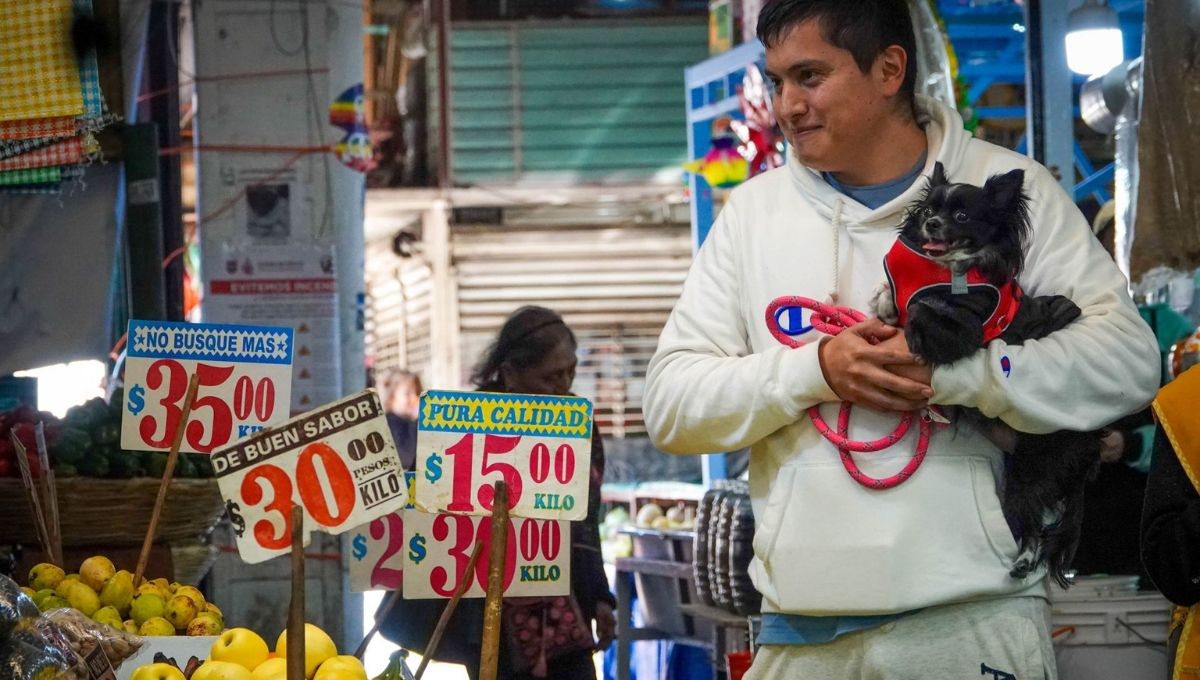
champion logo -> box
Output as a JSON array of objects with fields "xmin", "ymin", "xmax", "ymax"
[
  {"xmin": 772, "ymin": 304, "xmax": 813, "ymax": 337},
  {"xmin": 1000, "ymin": 355, "xmax": 1012, "ymax": 378}
]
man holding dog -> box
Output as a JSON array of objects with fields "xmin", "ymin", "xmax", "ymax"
[{"xmin": 643, "ymin": 0, "xmax": 1158, "ymax": 676}]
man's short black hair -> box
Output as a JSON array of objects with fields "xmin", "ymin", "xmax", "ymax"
[{"xmin": 757, "ymin": 0, "xmax": 918, "ymax": 117}]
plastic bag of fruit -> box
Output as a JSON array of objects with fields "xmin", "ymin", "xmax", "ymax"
[
  {"xmin": 0, "ymin": 575, "xmax": 40, "ymax": 638},
  {"xmin": 0, "ymin": 623, "xmax": 77, "ymax": 680},
  {"xmin": 41, "ymin": 607, "xmax": 144, "ymax": 678}
]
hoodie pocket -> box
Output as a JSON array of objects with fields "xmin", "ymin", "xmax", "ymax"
[{"xmin": 755, "ymin": 455, "xmax": 1026, "ymax": 614}]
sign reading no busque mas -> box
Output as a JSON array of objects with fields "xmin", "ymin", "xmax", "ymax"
[{"xmin": 414, "ymin": 390, "xmax": 593, "ymax": 522}]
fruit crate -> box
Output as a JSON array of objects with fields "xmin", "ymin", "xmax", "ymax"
[{"xmin": 0, "ymin": 477, "xmax": 225, "ymax": 547}]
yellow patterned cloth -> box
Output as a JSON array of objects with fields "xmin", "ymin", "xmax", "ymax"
[{"xmin": 0, "ymin": 0, "xmax": 83, "ymax": 121}]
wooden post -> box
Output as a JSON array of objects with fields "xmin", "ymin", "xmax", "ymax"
[
  {"xmin": 478, "ymin": 481, "xmax": 509, "ymax": 680},
  {"xmin": 287, "ymin": 505, "xmax": 306, "ymax": 680},
  {"xmin": 412, "ymin": 540, "xmax": 486, "ymax": 680},
  {"xmin": 134, "ymin": 372, "xmax": 200, "ymax": 586}
]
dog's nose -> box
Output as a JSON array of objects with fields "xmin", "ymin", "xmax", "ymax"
[{"xmin": 921, "ymin": 217, "xmax": 945, "ymax": 239}]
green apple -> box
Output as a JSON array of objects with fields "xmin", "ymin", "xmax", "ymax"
[
  {"xmin": 130, "ymin": 593, "xmax": 166, "ymax": 626},
  {"xmin": 211, "ymin": 627, "xmax": 270, "ymax": 671},
  {"xmin": 93, "ymin": 605, "xmax": 123, "ymax": 630},
  {"xmin": 38, "ymin": 595, "xmax": 69, "ymax": 612}
]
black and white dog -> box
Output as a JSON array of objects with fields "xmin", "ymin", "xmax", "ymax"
[{"xmin": 872, "ymin": 162, "xmax": 1100, "ymax": 586}]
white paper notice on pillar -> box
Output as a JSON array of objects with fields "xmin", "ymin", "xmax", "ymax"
[
  {"xmin": 413, "ymin": 391, "xmax": 594, "ymax": 522},
  {"xmin": 204, "ymin": 244, "xmax": 341, "ymax": 415},
  {"xmin": 211, "ymin": 390, "xmax": 408, "ymax": 564},
  {"xmin": 402, "ymin": 511, "xmax": 571, "ymax": 599},
  {"xmin": 347, "ymin": 472, "xmax": 415, "ymax": 593},
  {"xmin": 121, "ymin": 320, "xmax": 294, "ymax": 454}
]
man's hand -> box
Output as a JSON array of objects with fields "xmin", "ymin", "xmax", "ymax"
[
  {"xmin": 818, "ymin": 319, "xmax": 933, "ymax": 413},
  {"xmin": 1099, "ymin": 429, "xmax": 1125, "ymax": 464},
  {"xmin": 594, "ymin": 601, "xmax": 616, "ymax": 650}
]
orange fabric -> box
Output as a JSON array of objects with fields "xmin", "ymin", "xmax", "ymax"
[{"xmin": 1153, "ymin": 366, "xmax": 1200, "ymax": 680}]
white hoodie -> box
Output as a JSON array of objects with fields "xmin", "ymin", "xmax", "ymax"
[{"xmin": 645, "ymin": 97, "xmax": 1159, "ymax": 616}]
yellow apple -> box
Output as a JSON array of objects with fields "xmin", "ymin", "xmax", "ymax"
[
  {"xmin": 99, "ymin": 570, "xmax": 135, "ymax": 616},
  {"xmin": 174, "ymin": 585, "xmax": 207, "ymax": 610},
  {"xmin": 28, "ymin": 563, "xmax": 66, "ymax": 591},
  {"xmin": 187, "ymin": 612, "xmax": 224, "ymax": 636},
  {"xmin": 275, "ymin": 624, "xmax": 338, "ymax": 678},
  {"xmin": 54, "ymin": 574, "xmax": 81, "ymax": 598},
  {"xmin": 313, "ymin": 656, "xmax": 367, "ymax": 680},
  {"xmin": 130, "ymin": 662, "xmax": 187, "ymax": 680},
  {"xmin": 64, "ymin": 581, "xmax": 101, "ymax": 617},
  {"xmin": 211, "ymin": 628, "xmax": 270, "ymax": 671},
  {"xmin": 79, "ymin": 556, "xmax": 116, "ymax": 591},
  {"xmin": 251, "ymin": 658, "xmax": 287, "ymax": 680},
  {"xmin": 165, "ymin": 594, "xmax": 200, "ymax": 630},
  {"xmin": 139, "ymin": 616, "xmax": 176, "ymax": 636},
  {"xmin": 191, "ymin": 661, "xmax": 254, "ymax": 680}
]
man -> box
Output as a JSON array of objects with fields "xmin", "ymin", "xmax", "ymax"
[{"xmin": 644, "ymin": 0, "xmax": 1159, "ymax": 676}]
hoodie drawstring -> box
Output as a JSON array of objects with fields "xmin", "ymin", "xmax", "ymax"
[{"xmin": 830, "ymin": 199, "xmax": 844, "ymax": 302}]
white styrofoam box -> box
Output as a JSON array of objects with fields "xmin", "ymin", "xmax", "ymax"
[
  {"xmin": 115, "ymin": 636, "xmax": 219, "ymax": 680},
  {"xmin": 1050, "ymin": 592, "xmax": 1172, "ymax": 646}
]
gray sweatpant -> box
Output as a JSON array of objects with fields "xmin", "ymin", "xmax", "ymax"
[{"xmin": 744, "ymin": 597, "xmax": 1057, "ymax": 680}]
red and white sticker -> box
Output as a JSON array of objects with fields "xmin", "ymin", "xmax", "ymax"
[
  {"xmin": 402, "ymin": 510, "xmax": 570, "ymax": 599},
  {"xmin": 348, "ymin": 473, "xmax": 415, "ymax": 592},
  {"xmin": 122, "ymin": 320, "xmax": 293, "ymax": 453},
  {"xmin": 211, "ymin": 390, "xmax": 407, "ymax": 564}
]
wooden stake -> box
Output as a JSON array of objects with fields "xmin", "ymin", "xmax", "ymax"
[
  {"xmin": 34, "ymin": 422, "xmax": 61, "ymax": 567},
  {"xmin": 134, "ymin": 372, "xmax": 200, "ymax": 586},
  {"xmin": 478, "ymin": 481, "xmax": 509, "ymax": 680},
  {"xmin": 287, "ymin": 504, "xmax": 306, "ymax": 680},
  {"xmin": 411, "ymin": 540, "xmax": 486, "ymax": 679},
  {"xmin": 9, "ymin": 432, "xmax": 54, "ymax": 565}
]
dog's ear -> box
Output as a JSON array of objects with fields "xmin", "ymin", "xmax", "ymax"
[
  {"xmin": 930, "ymin": 162, "xmax": 948, "ymax": 187},
  {"xmin": 984, "ymin": 169, "xmax": 1026, "ymax": 211}
]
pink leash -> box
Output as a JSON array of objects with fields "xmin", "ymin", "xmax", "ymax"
[{"xmin": 766, "ymin": 296, "xmax": 942, "ymax": 490}]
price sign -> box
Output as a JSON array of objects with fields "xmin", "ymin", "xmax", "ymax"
[
  {"xmin": 414, "ymin": 391, "xmax": 592, "ymax": 521},
  {"xmin": 402, "ymin": 510, "xmax": 570, "ymax": 599},
  {"xmin": 212, "ymin": 390, "xmax": 407, "ymax": 564},
  {"xmin": 348, "ymin": 472, "xmax": 415, "ymax": 592},
  {"xmin": 122, "ymin": 320, "xmax": 294, "ymax": 453}
]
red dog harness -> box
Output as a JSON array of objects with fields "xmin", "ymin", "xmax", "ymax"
[{"xmin": 882, "ymin": 237, "xmax": 1023, "ymax": 343}]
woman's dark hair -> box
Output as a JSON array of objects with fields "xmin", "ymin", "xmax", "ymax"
[
  {"xmin": 757, "ymin": 0, "xmax": 918, "ymax": 118},
  {"xmin": 471, "ymin": 306, "xmax": 577, "ymax": 391}
]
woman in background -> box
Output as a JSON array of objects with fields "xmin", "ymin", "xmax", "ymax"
[
  {"xmin": 377, "ymin": 368, "xmax": 422, "ymax": 470},
  {"xmin": 379, "ymin": 306, "xmax": 615, "ymax": 679}
]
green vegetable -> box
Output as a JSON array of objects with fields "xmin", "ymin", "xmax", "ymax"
[
  {"xmin": 105, "ymin": 449, "xmax": 140, "ymax": 478},
  {"xmin": 76, "ymin": 453, "xmax": 110, "ymax": 478},
  {"xmin": 50, "ymin": 428, "xmax": 90, "ymax": 465}
]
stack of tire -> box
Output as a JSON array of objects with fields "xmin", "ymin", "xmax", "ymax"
[{"xmin": 693, "ymin": 480, "xmax": 760, "ymax": 616}]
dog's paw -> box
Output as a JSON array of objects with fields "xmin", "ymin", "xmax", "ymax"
[
  {"xmin": 871, "ymin": 281, "xmax": 900, "ymax": 325},
  {"xmin": 1009, "ymin": 555, "xmax": 1036, "ymax": 580}
]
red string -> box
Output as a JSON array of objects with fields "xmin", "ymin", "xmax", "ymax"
[
  {"xmin": 108, "ymin": 332, "xmax": 127, "ymax": 362},
  {"xmin": 765, "ymin": 295, "xmax": 943, "ymax": 490},
  {"xmin": 137, "ymin": 67, "xmax": 332, "ymax": 103},
  {"xmin": 160, "ymin": 143, "xmax": 333, "ymax": 156}
]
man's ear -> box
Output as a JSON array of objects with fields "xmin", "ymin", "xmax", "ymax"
[
  {"xmin": 877, "ymin": 44, "xmax": 908, "ymax": 98},
  {"xmin": 984, "ymin": 169, "xmax": 1026, "ymax": 211}
]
